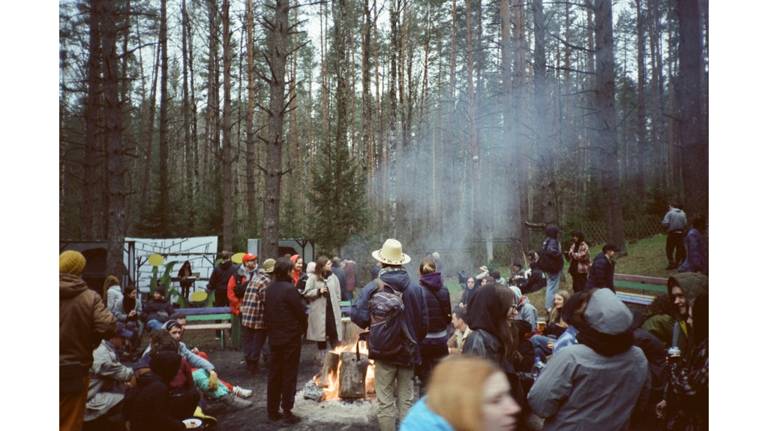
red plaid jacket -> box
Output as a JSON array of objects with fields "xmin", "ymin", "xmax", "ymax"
[{"xmin": 240, "ymin": 272, "xmax": 270, "ymax": 329}]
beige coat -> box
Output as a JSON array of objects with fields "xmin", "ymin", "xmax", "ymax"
[{"xmin": 303, "ymin": 273, "xmax": 343, "ymax": 343}]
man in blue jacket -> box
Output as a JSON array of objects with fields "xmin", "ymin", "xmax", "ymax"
[
  {"xmin": 587, "ymin": 244, "xmax": 618, "ymax": 292},
  {"xmin": 351, "ymin": 239, "xmax": 428, "ymax": 431}
]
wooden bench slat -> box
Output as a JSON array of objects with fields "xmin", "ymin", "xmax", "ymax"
[
  {"xmin": 614, "ymin": 273, "xmax": 667, "ymax": 284},
  {"xmin": 186, "ymin": 314, "xmax": 232, "ymax": 321},
  {"xmin": 185, "ymin": 323, "xmax": 232, "ymax": 330},
  {"xmin": 176, "ymin": 307, "xmax": 231, "ymax": 316},
  {"xmin": 614, "ymin": 280, "xmax": 667, "ymax": 293}
]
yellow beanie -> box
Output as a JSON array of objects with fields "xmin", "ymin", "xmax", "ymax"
[{"xmin": 60, "ymin": 250, "xmax": 87, "ymax": 275}]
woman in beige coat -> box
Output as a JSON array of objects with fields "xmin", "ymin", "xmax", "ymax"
[{"xmin": 303, "ymin": 256, "xmax": 343, "ymax": 358}]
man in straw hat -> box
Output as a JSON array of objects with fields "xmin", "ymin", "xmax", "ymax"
[
  {"xmin": 60, "ymin": 250, "xmax": 117, "ymax": 431},
  {"xmin": 351, "ymin": 239, "xmax": 428, "ymax": 431}
]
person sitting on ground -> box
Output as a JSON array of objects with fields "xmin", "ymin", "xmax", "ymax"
[
  {"xmin": 587, "ymin": 243, "xmax": 618, "ymax": 291},
  {"xmin": 657, "ymin": 293, "xmax": 708, "ymax": 430},
  {"xmin": 490, "ymin": 270, "xmax": 507, "ymax": 287},
  {"xmin": 400, "ymin": 356, "xmax": 522, "ymax": 431},
  {"xmin": 513, "ymin": 320, "xmax": 536, "ymax": 375},
  {"xmin": 509, "ymin": 262, "xmax": 527, "ymax": 288},
  {"xmin": 103, "ymin": 275, "xmax": 123, "ymax": 313},
  {"xmin": 552, "ymin": 290, "xmax": 590, "ymax": 354},
  {"xmin": 530, "ymin": 290, "xmax": 571, "ymax": 360},
  {"xmin": 520, "ymin": 251, "xmax": 547, "ymax": 295},
  {"xmin": 510, "ymin": 285, "xmax": 538, "ymax": 334},
  {"xmin": 142, "ymin": 286, "xmax": 175, "ymax": 331},
  {"xmin": 265, "ymin": 257, "xmax": 309, "ymax": 424},
  {"xmin": 664, "ymin": 273, "xmax": 708, "ymax": 358},
  {"xmin": 629, "ymin": 309, "xmax": 668, "ymax": 430},
  {"xmin": 640, "ymin": 294, "xmax": 678, "ymax": 348},
  {"xmin": 350, "ymin": 239, "xmax": 428, "ymax": 431},
  {"xmin": 240, "ymin": 258, "xmax": 275, "ymax": 375},
  {"xmin": 462, "ymin": 284, "xmax": 528, "ymax": 416},
  {"xmin": 475, "ymin": 265, "xmax": 490, "ymax": 281},
  {"xmin": 60, "ymin": 250, "xmax": 117, "ymax": 431},
  {"xmin": 528, "ymin": 288, "xmax": 651, "ymax": 431},
  {"xmin": 416, "ymin": 256, "xmax": 452, "ymax": 391},
  {"xmin": 678, "ymin": 215, "xmax": 708, "ymax": 274},
  {"xmin": 83, "ymin": 323, "xmax": 136, "ymax": 431},
  {"xmin": 111, "ymin": 283, "xmax": 143, "ymax": 356},
  {"xmin": 124, "ymin": 349, "xmax": 186, "ymax": 431},
  {"xmin": 447, "ymin": 306, "xmax": 472, "ymax": 355}
]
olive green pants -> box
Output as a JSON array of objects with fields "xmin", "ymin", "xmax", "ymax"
[{"xmin": 374, "ymin": 360, "xmax": 415, "ymax": 431}]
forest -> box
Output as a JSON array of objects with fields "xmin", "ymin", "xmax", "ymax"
[{"xmin": 58, "ymin": 0, "xmax": 709, "ymax": 274}]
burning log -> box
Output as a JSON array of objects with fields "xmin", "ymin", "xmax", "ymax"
[
  {"xmin": 339, "ymin": 351, "xmax": 369, "ymax": 399},
  {"xmin": 318, "ymin": 350, "xmax": 340, "ymax": 388},
  {"xmin": 341, "ymin": 317, "xmax": 362, "ymax": 344}
]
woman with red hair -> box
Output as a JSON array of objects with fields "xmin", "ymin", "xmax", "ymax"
[{"xmin": 290, "ymin": 255, "xmax": 304, "ymax": 287}]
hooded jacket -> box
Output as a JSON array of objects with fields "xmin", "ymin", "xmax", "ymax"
[
  {"xmin": 666, "ymin": 273, "xmax": 708, "ymax": 355},
  {"xmin": 124, "ymin": 371, "xmax": 185, "ymax": 431},
  {"xmin": 208, "ymin": 260, "xmax": 238, "ymax": 294},
  {"xmin": 678, "ymin": 228, "xmax": 708, "ymax": 273},
  {"xmin": 351, "ymin": 267, "xmax": 428, "ymax": 366},
  {"xmin": 400, "ymin": 397, "xmax": 454, "ymax": 431},
  {"xmin": 528, "ymin": 289, "xmax": 650, "ymax": 431},
  {"xmin": 539, "ymin": 226, "xmax": 564, "ymax": 274},
  {"xmin": 60, "ymin": 273, "xmax": 117, "ymax": 374},
  {"xmin": 587, "ymin": 252, "xmax": 615, "ymax": 291},
  {"xmin": 420, "ymin": 272, "xmax": 451, "ymax": 335},
  {"xmin": 86, "ymin": 340, "xmax": 134, "ymax": 421}
]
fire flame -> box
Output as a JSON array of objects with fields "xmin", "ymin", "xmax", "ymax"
[{"xmin": 313, "ymin": 340, "xmax": 376, "ymax": 401}]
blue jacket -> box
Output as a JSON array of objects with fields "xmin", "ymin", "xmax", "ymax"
[
  {"xmin": 400, "ymin": 397, "xmax": 454, "ymax": 431},
  {"xmin": 587, "ymin": 252, "xmax": 615, "ymax": 291},
  {"xmin": 351, "ymin": 267, "xmax": 428, "ymax": 366},
  {"xmin": 678, "ymin": 228, "xmax": 707, "ymax": 273}
]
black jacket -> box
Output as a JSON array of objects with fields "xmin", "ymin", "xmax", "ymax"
[
  {"xmin": 142, "ymin": 299, "xmax": 175, "ymax": 323},
  {"xmin": 331, "ymin": 266, "xmax": 348, "ymax": 300},
  {"xmin": 587, "ymin": 252, "xmax": 615, "ymax": 291},
  {"xmin": 208, "ymin": 261, "xmax": 238, "ymax": 293},
  {"xmin": 124, "ymin": 372, "xmax": 185, "ymax": 431},
  {"xmin": 419, "ymin": 272, "xmax": 451, "ymax": 334},
  {"xmin": 264, "ymin": 280, "xmax": 308, "ymax": 347}
]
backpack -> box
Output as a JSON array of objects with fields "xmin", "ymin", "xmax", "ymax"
[{"xmin": 367, "ymin": 280, "xmax": 416, "ymax": 361}]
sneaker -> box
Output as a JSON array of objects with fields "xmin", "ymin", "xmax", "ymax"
[
  {"xmin": 283, "ymin": 411, "xmax": 301, "ymax": 424},
  {"xmin": 268, "ymin": 412, "xmax": 284, "ymax": 422},
  {"xmin": 232, "ymin": 386, "xmax": 253, "ymax": 398},
  {"xmin": 222, "ymin": 393, "xmax": 253, "ymax": 410}
]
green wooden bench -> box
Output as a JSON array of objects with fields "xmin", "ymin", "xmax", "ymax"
[
  {"xmin": 614, "ymin": 273, "xmax": 667, "ymax": 306},
  {"xmin": 177, "ymin": 306, "xmax": 240, "ymax": 350}
]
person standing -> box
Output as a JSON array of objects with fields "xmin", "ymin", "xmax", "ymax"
[
  {"xmin": 208, "ymin": 251, "xmax": 238, "ymax": 307},
  {"xmin": 240, "ymin": 258, "xmax": 275, "ymax": 375},
  {"xmin": 303, "ymin": 256, "xmax": 343, "ymax": 361},
  {"xmin": 528, "ymin": 288, "xmax": 651, "ymax": 431},
  {"xmin": 678, "ymin": 216, "xmax": 708, "ymax": 274},
  {"xmin": 60, "ymin": 250, "xmax": 117, "ymax": 431},
  {"xmin": 416, "ymin": 256, "xmax": 451, "ymax": 391},
  {"xmin": 289, "ymin": 254, "xmax": 304, "ymax": 287},
  {"xmin": 227, "ymin": 253, "xmax": 259, "ymax": 340},
  {"xmin": 177, "ymin": 261, "xmax": 194, "ymax": 303},
  {"xmin": 350, "ymin": 239, "xmax": 428, "ymax": 431},
  {"xmin": 331, "ymin": 257, "xmax": 349, "ymax": 301},
  {"xmin": 662, "ymin": 203, "xmax": 688, "ymax": 269},
  {"xmin": 587, "ymin": 244, "xmax": 618, "ymax": 292},
  {"xmin": 567, "ymin": 231, "xmax": 590, "ymax": 292},
  {"xmin": 539, "ymin": 225, "xmax": 565, "ymax": 312},
  {"xmin": 264, "ymin": 258, "xmax": 308, "ymax": 424}
]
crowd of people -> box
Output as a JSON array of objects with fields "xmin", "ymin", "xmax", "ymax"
[{"xmin": 61, "ymin": 215, "xmax": 708, "ymax": 431}]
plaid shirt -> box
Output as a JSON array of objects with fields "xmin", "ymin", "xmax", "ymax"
[{"xmin": 240, "ymin": 272, "xmax": 270, "ymax": 329}]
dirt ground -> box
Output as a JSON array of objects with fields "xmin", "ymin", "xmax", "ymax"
[{"xmin": 182, "ymin": 331, "xmax": 379, "ymax": 431}]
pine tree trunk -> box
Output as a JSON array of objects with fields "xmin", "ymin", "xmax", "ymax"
[
  {"xmin": 99, "ymin": 0, "xmax": 127, "ymax": 275},
  {"xmin": 158, "ymin": 0, "xmax": 170, "ymax": 233},
  {"xmin": 363, "ymin": 0, "xmax": 373, "ymax": 196},
  {"xmin": 594, "ymin": 0, "xmax": 626, "ymax": 251},
  {"xmin": 182, "ymin": 0, "xmax": 199, "ymax": 225},
  {"xmin": 387, "ymin": 0, "xmax": 399, "ymax": 235},
  {"xmin": 676, "ymin": 0, "xmax": 707, "ymax": 216},
  {"xmin": 221, "ymin": 0, "xmax": 233, "ymax": 250},
  {"xmin": 635, "ymin": 0, "xmax": 647, "ymax": 199},
  {"xmin": 246, "ymin": 0, "xmax": 257, "ymax": 225},
  {"xmin": 84, "ymin": 0, "xmax": 103, "ymax": 240},
  {"xmin": 512, "ymin": 0, "xmax": 529, "ymax": 250},
  {"xmin": 465, "ymin": 0, "xmax": 479, "ymax": 230},
  {"xmin": 181, "ymin": 0, "xmax": 192, "ymax": 217},
  {"xmin": 261, "ymin": 0, "xmax": 290, "ymax": 259}
]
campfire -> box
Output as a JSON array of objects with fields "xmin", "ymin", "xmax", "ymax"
[{"xmin": 303, "ymin": 320, "xmax": 376, "ymax": 402}]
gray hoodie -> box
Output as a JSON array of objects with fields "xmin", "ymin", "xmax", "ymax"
[
  {"xmin": 662, "ymin": 207, "xmax": 688, "ymax": 232},
  {"xmin": 528, "ymin": 289, "xmax": 650, "ymax": 431}
]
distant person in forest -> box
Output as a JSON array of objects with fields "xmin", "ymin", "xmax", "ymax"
[
  {"xmin": 587, "ymin": 244, "xmax": 618, "ymax": 292},
  {"xmin": 447, "ymin": 306, "xmax": 472, "ymax": 354},
  {"xmin": 520, "ymin": 251, "xmax": 548, "ymax": 294},
  {"xmin": 264, "ymin": 258, "xmax": 308, "ymax": 424},
  {"xmin": 208, "ymin": 251, "xmax": 238, "ymax": 307},
  {"xmin": 416, "ymin": 256, "xmax": 451, "ymax": 391},
  {"xmin": 177, "ymin": 260, "xmax": 194, "ymax": 303},
  {"xmin": 103, "ymin": 275, "xmax": 123, "ymax": 312},
  {"xmin": 60, "ymin": 250, "xmax": 117, "ymax": 431},
  {"xmin": 289, "ymin": 254, "xmax": 304, "ymax": 287},
  {"xmin": 678, "ymin": 216, "xmax": 708, "ymax": 274},
  {"xmin": 662, "ymin": 203, "xmax": 688, "ymax": 269},
  {"xmin": 567, "ymin": 231, "xmax": 591, "ymax": 292},
  {"xmin": 539, "ymin": 225, "xmax": 565, "ymax": 311},
  {"xmin": 227, "ymin": 253, "xmax": 259, "ymax": 337},
  {"xmin": 331, "ymin": 257, "xmax": 349, "ymax": 301},
  {"xmin": 459, "ymin": 276, "xmax": 477, "ymax": 310},
  {"xmin": 241, "ymin": 258, "xmax": 275, "ymax": 375}
]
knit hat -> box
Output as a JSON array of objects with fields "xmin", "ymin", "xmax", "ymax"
[
  {"xmin": 60, "ymin": 250, "xmax": 87, "ymax": 275},
  {"xmin": 261, "ymin": 258, "xmax": 276, "ymax": 274},
  {"xmin": 290, "ymin": 254, "xmax": 299, "ymax": 264}
]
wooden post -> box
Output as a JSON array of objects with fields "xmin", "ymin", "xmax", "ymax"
[
  {"xmin": 318, "ymin": 351, "xmax": 340, "ymax": 388},
  {"xmin": 341, "ymin": 317, "xmax": 362, "ymax": 344},
  {"xmin": 339, "ymin": 351, "xmax": 369, "ymax": 399}
]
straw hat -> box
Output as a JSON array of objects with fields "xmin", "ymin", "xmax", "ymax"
[
  {"xmin": 371, "ymin": 239, "xmax": 411, "ymax": 266},
  {"xmin": 261, "ymin": 258, "xmax": 276, "ymax": 274}
]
